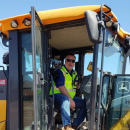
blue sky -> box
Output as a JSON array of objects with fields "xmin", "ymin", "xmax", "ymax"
[{"xmin": 0, "ymin": 0, "xmax": 130, "ymax": 70}]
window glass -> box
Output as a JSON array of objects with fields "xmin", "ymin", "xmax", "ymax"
[
  {"xmin": 107, "ymin": 75, "xmax": 130, "ymax": 129},
  {"xmin": 102, "ymin": 75, "xmax": 110, "ymax": 107},
  {"xmin": 84, "ymin": 53, "xmax": 93, "ymax": 76},
  {"xmin": 0, "ymin": 38, "xmax": 8, "ymax": 70},
  {"xmin": 125, "ymin": 57, "xmax": 130, "ymax": 74},
  {"xmin": 21, "ymin": 32, "xmax": 34, "ymax": 130},
  {"xmin": 98, "ymin": 30, "xmax": 125, "ymax": 75},
  {"xmin": 98, "ymin": 30, "xmax": 128, "ymax": 129},
  {"xmin": 75, "ymin": 54, "xmax": 79, "ymax": 62}
]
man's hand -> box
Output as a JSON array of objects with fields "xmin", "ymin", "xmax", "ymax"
[
  {"xmin": 58, "ymin": 86, "xmax": 76, "ymax": 110},
  {"xmin": 69, "ymin": 98, "xmax": 75, "ymax": 110},
  {"xmin": 77, "ymin": 84, "xmax": 80, "ymax": 89}
]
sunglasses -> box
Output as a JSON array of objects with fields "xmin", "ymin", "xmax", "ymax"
[{"xmin": 66, "ymin": 59, "xmax": 75, "ymax": 63}]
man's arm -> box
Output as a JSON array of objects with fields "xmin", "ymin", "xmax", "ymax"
[
  {"xmin": 58, "ymin": 85, "xmax": 75, "ymax": 110},
  {"xmin": 54, "ymin": 69, "xmax": 75, "ymax": 109}
]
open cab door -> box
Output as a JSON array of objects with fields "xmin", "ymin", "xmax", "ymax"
[{"xmin": 31, "ymin": 7, "xmax": 49, "ymax": 130}]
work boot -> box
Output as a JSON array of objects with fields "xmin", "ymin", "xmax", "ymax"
[
  {"xmin": 64, "ymin": 125, "xmax": 75, "ymax": 130},
  {"xmin": 71, "ymin": 126, "xmax": 78, "ymax": 129}
]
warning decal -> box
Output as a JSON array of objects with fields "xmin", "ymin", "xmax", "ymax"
[{"xmin": 0, "ymin": 79, "xmax": 7, "ymax": 86}]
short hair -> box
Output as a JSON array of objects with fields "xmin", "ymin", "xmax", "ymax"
[{"xmin": 65, "ymin": 53, "xmax": 76, "ymax": 59}]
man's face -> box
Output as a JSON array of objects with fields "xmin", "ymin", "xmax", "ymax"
[{"xmin": 65, "ymin": 55, "xmax": 75, "ymax": 72}]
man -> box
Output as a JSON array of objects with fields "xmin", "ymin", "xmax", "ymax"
[{"xmin": 50, "ymin": 53, "xmax": 86, "ymax": 130}]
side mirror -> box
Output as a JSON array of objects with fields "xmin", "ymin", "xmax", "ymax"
[
  {"xmin": 0, "ymin": 32, "xmax": 9, "ymax": 47},
  {"xmin": 85, "ymin": 10, "xmax": 103, "ymax": 43},
  {"xmin": 125, "ymin": 36, "xmax": 130, "ymax": 47},
  {"xmin": 112, "ymin": 22, "xmax": 120, "ymax": 33},
  {"xmin": 3, "ymin": 52, "xmax": 9, "ymax": 65}
]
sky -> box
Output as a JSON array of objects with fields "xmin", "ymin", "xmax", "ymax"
[{"xmin": 0, "ymin": 0, "xmax": 130, "ymax": 70}]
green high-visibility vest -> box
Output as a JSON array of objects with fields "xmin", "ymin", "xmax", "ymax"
[{"xmin": 50, "ymin": 66, "xmax": 78, "ymax": 98}]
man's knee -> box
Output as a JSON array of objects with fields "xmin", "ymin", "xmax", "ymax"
[
  {"xmin": 61, "ymin": 95, "xmax": 70, "ymax": 107},
  {"xmin": 82, "ymin": 99, "xmax": 86, "ymax": 108}
]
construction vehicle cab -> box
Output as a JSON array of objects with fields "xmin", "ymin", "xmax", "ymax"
[{"xmin": 0, "ymin": 5, "xmax": 130, "ymax": 130}]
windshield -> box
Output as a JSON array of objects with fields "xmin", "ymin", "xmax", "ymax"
[
  {"xmin": 97, "ymin": 30, "xmax": 128, "ymax": 129},
  {"xmin": 97, "ymin": 30, "xmax": 125, "ymax": 75},
  {"xmin": 106, "ymin": 75, "xmax": 130, "ymax": 129}
]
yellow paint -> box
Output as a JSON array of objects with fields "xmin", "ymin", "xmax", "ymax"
[
  {"xmin": 87, "ymin": 61, "xmax": 93, "ymax": 72},
  {"xmin": 0, "ymin": 121, "xmax": 6, "ymax": 130},
  {"xmin": 0, "ymin": 5, "xmax": 122, "ymax": 37},
  {"xmin": 110, "ymin": 111, "xmax": 130, "ymax": 130},
  {"xmin": 0, "ymin": 5, "xmax": 129, "ymax": 40},
  {"xmin": 0, "ymin": 100, "xmax": 6, "ymax": 122}
]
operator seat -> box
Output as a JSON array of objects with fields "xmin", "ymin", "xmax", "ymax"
[{"xmin": 80, "ymin": 74, "xmax": 92, "ymax": 108}]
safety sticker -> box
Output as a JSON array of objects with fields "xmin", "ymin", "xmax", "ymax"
[
  {"xmin": 0, "ymin": 79, "xmax": 7, "ymax": 86},
  {"xmin": 117, "ymin": 81, "xmax": 129, "ymax": 93}
]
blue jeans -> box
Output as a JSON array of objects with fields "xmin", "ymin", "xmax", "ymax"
[{"xmin": 54, "ymin": 94, "xmax": 86, "ymax": 127}]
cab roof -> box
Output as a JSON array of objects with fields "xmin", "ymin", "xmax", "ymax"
[{"xmin": 0, "ymin": 5, "xmax": 130, "ymax": 50}]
